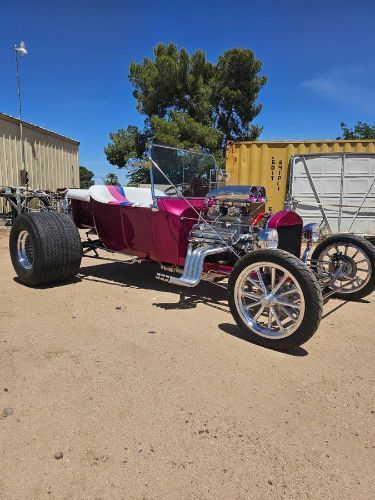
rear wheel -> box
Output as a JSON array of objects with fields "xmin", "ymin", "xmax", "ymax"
[
  {"xmin": 9, "ymin": 212, "xmax": 82, "ymax": 286},
  {"xmin": 228, "ymin": 249, "xmax": 323, "ymax": 350},
  {"xmin": 311, "ymin": 234, "xmax": 375, "ymax": 301}
]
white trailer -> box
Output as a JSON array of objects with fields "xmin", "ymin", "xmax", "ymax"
[{"xmin": 288, "ymin": 153, "xmax": 375, "ymax": 237}]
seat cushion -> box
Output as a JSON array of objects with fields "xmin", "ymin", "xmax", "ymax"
[
  {"xmin": 88, "ymin": 185, "xmax": 166, "ymax": 207},
  {"xmin": 124, "ymin": 186, "xmax": 165, "ymax": 207},
  {"xmin": 107, "ymin": 186, "xmax": 134, "ymax": 206},
  {"xmin": 66, "ymin": 188, "xmax": 90, "ymax": 202},
  {"xmin": 89, "ymin": 185, "xmax": 133, "ymax": 206}
]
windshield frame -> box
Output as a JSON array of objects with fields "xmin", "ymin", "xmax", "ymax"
[{"xmin": 147, "ymin": 144, "xmax": 217, "ymax": 204}]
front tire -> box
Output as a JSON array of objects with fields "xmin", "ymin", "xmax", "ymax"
[
  {"xmin": 311, "ymin": 233, "xmax": 375, "ymax": 301},
  {"xmin": 228, "ymin": 249, "xmax": 323, "ymax": 350},
  {"xmin": 9, "ymin": 212, "xmax": 82, "ymax": 286}
]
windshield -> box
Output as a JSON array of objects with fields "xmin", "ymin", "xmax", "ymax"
[{"xmin": 149, "ymin": 144, "xmax": 217, "ymax": 198}]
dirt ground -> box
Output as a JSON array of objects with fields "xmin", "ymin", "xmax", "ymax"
[{"xmin": 0, "ymin": 227, "xmax": 374, "ymax": 499}]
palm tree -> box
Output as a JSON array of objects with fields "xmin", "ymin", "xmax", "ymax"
[{"xmin": 105, "ymin": 172, "xmax": 120, "ymax": 185}]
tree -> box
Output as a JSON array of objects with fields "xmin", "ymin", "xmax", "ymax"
[
  {"xmin": 105, "ymin": 172, "xmax": 120, "ymax": 185},
  {"xmin": 104, "ymin": 126, "xmax": 149, "ymax": 168},
  {"xmin": 105, "ymin": 43, "xmax": 266, "ymax": 171},
  {"xmin": 337, "ymin": 121, "xmax": 375, "ymax": 140},
  {"xmin": 79, "ymin": 166, "xmax": 94, "ymax": 188},
  {"xmin": 151, "ymin": 112, "xmax": 223, "ymax": 151},
  {"xmin": 212, "ymin": 48, "xmax": 266, "ymax": 143},
  {"xmin": 127, "ymin": 167, "xmax": 150, "ymax": 185}
]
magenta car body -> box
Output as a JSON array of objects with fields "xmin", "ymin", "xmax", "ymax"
[{"xmin": 71, "ymin": 194, "xmax": 302, "ymax": 270}]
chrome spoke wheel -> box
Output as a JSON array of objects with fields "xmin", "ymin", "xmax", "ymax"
[
  {"xmin": 17, "ymin": 230, "xmax": 34, "ymax": 270},
  {"xmin": 316, "ymin": 242, "xmax": 371, "ymax": 294},
  {"xmin": 234, "ymin": 262, "xmax": 305, "ymax": 339}
]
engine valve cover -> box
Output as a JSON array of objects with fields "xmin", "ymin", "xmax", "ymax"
[{"xmin": 190, "ymin": 224, "xmax": 238, "ymax": 243}]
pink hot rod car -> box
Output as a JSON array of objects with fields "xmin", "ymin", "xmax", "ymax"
[{"xmin": 9, "ymin": 145, "xmax": 375, "ymax": 350}]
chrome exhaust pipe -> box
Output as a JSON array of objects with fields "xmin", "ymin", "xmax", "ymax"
[
  {"xmin": 156, "ymin": 272, "xmax": 171, "ymax": 283},
  {"xmin": 156, "ymin": 244, "xmax": 229, "ymax": 287}
]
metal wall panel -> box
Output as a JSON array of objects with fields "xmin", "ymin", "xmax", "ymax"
[
  {"xmin": 290, "ymin": 153, "xmax": 375, "ymax": 235},
  {"xmin": 226, "ymin": 140, "xmax": 375, "ymax": 213},
  {"xmin": 0, "ymin": 113, "xmax": 79, "ymax": 213}
]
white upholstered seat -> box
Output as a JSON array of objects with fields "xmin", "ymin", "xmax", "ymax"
[
  {"xmin": 67, "ymin": 185, "xmax": 164, "ymax": 207},
  {"xmin": 66, "ymin": 188, "xmax": 91, "ymax": 202},
  {"xmin": 123, "ymin": 186, "xmax": 164, "ymax": 207}
]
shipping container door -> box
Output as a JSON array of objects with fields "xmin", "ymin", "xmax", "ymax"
[{"xmin": 290, "ymin": 154, "xmax": 375, "ymax": 235}]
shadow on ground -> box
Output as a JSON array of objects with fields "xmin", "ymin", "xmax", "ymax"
[
  {"xmin": 322, "ymin": 297, "xmax": 370, "ymax": 319},
  {"xmin": 79, "ymin": 260, "xmax": 229, "ymax": 313},
  {"xmin": 218, "ymin": 323, "xmax": 309, "ymax": 356},
  {"xmin": 78, "ymin": 259, "xmax": 309, "ymax": 356},
  {"xmin": 13, "ymin": 276, "xmax": 82, "ymax": 289},
  {"xmin": 15, "ymin": 254, "xmax": 363, "ymax": 356}
]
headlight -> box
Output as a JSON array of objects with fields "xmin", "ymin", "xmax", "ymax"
[
  {"xmin": 303, "ymin": 223, "xmax": 320, "ymax": 243},
  {"xmin": 257, "ymin": 228, "xmax": 279, "ymax": 249}
]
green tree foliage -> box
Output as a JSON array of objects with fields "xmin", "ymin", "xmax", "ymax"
[
  {"xmin": 104, "ymin": 126, "xmax": 149, "ymax": 168},
  {"xmin": 151, "ymin": 112, "xmax": 223, "ymax": 150},
  {"xmin": 212, "ymin": 48, "xmax": 266, "ymax": 142},
  {"xmin": 129, "ymin": 45, "xmax": 215, "ymax": 125},
  {"xmin": 126, "ymin": 166, "xmax": 150, "ymax": 185},
  {"xmin": 337, "ymin": 121, "xmax": 375, "ymax": 140},
  {"xmin": 104, "ymin": 43, "xmax": 266, "ymax": 176},
  {"xmin": 105, "ymin": 172, "xmax": 120, "ymax": 185},
  {"xmin": 79, "ymin": 166, "xmax": 94, "ymax": 188}
]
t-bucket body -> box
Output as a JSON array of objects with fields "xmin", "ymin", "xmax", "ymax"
[
  {"xmin": 68, "ymin": 144, "xmax": 303, "ymax": 270},
  {"xmin": 71, "ymin": 194, "xmax": 303, "ymax": 267},
  {"xmin": 72, "ymin": 194, "xmax": 205, "ymax": 264}
]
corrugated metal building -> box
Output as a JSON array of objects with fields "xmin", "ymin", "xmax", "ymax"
[{"xmin": 0, "ymin": 112, "xmax": 79, "ymax": 212}]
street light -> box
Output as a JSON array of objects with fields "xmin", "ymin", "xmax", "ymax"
[{"xmin": 14, "ymin": 41, "xmax": 28, "ymax": 184}]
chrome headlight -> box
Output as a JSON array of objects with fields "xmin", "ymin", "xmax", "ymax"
[
  {"xmin": 257, "ymin": 228, "xmax": 279, "ymax": 249},
  {"xmin": 303, "ymin": 223, "xmax": 320, "ymax": 243}
]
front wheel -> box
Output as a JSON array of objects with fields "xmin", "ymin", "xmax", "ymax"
[
  {"xmin": 228, "ymin": 249, "xmax": 323, "ymax": 351},
  {"xmin": 311, "ymin": 233, "xmax": 375, "ymax": 301}
]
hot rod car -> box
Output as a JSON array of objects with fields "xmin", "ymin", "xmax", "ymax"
[{"xmin": 9, "ymin": 145, "xmax": 375, "ymax": 350}]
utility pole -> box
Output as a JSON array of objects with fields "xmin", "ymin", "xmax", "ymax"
[{"xmin": 14, "ymin": 41, "xmax": 28, "ymax": 185}]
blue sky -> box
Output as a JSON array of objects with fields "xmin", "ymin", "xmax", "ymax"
[{"xmin": 1, "ymin": 0, "xmax": 374, "ymax": 182}]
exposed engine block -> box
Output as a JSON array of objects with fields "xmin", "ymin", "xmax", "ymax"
[{"xmin": 190, "ymin": 185, "xmax": 266, "ymax": 252}]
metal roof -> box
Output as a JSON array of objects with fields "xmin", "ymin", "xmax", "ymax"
[
  {"xmin": 0, "ymin": 112, "xmax": 79, "ymax": 145},
  {"xmin": 227, "ymin": 139, "xmax": 375, "ymax": 145}
]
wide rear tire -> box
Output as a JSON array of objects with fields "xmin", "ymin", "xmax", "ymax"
[
  {"xmin": 9, "ymin": 212, "xmax": 82, "ymax": 286},
  {"xmin": 228, "ymin": 249, "xmax": 323, "ymax": 351}
]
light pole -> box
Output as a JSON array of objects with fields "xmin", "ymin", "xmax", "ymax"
[{"xmin": 14, "ymin": 41, "xmax": 28, "ymax": 184}]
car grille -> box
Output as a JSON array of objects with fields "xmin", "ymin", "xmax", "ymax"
[{"xmin": 277, "ymin": 225, "xmax": 302, "ymax": 257}]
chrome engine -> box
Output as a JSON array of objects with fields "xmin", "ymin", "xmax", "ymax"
[
  {"xmin": 190, "ymin": 185, "xmax": 267, "ymax": 252},
  {"xmin": 157, "ymin": 185, "xmax": 280, "ymax": 288}
]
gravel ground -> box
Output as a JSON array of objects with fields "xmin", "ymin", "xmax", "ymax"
[{"xmin": 0, "ymin": 228, "xmax": 374, "ymax": 499}]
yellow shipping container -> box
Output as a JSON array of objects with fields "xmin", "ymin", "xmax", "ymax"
[{"xmin": 225, "ymin": 140, "xmax": 375, "ymax": 212}]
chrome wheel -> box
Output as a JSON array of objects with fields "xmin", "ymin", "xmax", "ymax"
[
  {"xmin": 315, "ymin": 242, "xmax": 371, "ymax": 294},
  {"xmin": 234, "ymin": 261, "xmax": 305, "ymax": 339},
  {"xmin": 17, "ymin": 230, "xmax": 34, "ymax": 270}
]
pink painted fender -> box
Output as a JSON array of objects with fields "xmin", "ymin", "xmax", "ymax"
[
  {"xmin": 266, "ymin": 210, "xmax": 303, "ymax": 258},
  {"xmin": 266, "ymin": 210, "xmax": 303, "ymax": 229}
]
